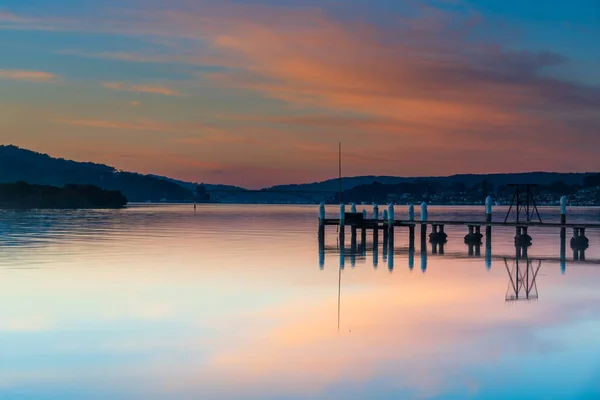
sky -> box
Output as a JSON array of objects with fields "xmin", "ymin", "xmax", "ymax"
[{"xmin": 1, "ymin": 0, "xmax": 599, "ymax": 188}]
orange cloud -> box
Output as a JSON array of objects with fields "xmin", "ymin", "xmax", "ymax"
[
  {"xmin": 5, "ymin": 2, "xmax": 600, "ymax": 184},
  {"xmin": 0, "ymin": 69, "xmax": 57, "ymax": 82},
  {"xmin": 57, "ymin": 119, "xmax": 173, "ymax": 132},
  {"xmin": 102, "ymin": 82, "xmax": 181, "ymax": 96},
  {"xmin": 88, "ymin": 3, "xmax": 596, "ymax": 170}
]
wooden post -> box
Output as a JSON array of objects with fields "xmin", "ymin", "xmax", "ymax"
[
  {"xmin": 420, "ymin": 223, "xmax": 427, "ymax": 250},
  {"xmin": 485, "ymin": 227, "xmax": 492, "ymax": 270},
  {"xmin": 485, "ymin": 195, "xmax": 493, "ymax": 223},
  {"xmin": 318, "ymin": 202, "xmax": 325, "ymax": 240},
  {"xmin": 361, "ymin": 226, "xmax": 367, "ymax": 250},
  {"xmin": 388, "ymin": 203, "xmax": 395, "ymax": 249},
  {"xmin": 339, "ymin": 204, "xmax": 345, "ymax": 247},
  {"xmin": 561, "ymin": 196, "xmax": 567, "ymax": 225},
  {"xmin": 560, "ymin": 225, "xmax": 566, "ymax": 274},
  {"xmin": 373, "ymin": 229, "xmax": 379, "ymax": 269}
]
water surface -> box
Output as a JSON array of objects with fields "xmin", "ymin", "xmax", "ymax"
[{"xmin": 1, "ymin": 204, "xmax": 600, "ymax": 399}]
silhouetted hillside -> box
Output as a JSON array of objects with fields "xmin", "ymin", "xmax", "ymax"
[
  {"xmin": 1, "ymin": 145, "xmax": 597, "ymax": 204},
  {"xmin": 0, "ymin": 182, "xmax": 127, "ymax": 209},
  {"xmin": 0, "ymin": 145, "xmax": 204, "ymax": 202}
]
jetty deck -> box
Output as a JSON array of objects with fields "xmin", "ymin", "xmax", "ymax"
[{"xmin": 322, "ymin": 219, "xmax": 600, "ymax": 229}]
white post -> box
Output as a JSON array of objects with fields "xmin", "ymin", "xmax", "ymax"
[
  {"xmin": 388, "ymin": 203, "xmax": 395, "ymax": 223},
  {"xmin": 421, "ymin": 201, "xmax": 428, "ymax": 222},
  {"xmin": 485, "ymin": 196, "xmax": 493, "ymax": 223},
  {"xmin": 351, "ymin": 203, "xmax": 357, "ymax": 213},
  {"xmin": 408, "ymin": 204, "xmax": 415, "ymax": 222},
  {"xmin": 319, "ymin": 202, "xmax": 325, "ymax": 221},
  {"xmin": 560, "ymin": 196, "xmax": 567, "ymax": 224},
  {"xmin": 373, "ymin": 204, "xmax": 379, "ymax": 220}
]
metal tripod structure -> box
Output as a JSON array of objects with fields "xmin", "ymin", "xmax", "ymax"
[{"xmin": 504, "ymin": 184, "xmax": 543, "ymax": 223}]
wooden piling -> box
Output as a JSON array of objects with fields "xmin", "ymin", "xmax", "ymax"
[{"xmin": 561, "ymin": 196, "xmax": 567, "ymax": 225}]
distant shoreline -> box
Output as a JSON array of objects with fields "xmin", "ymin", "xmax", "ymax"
[{"xmin": 0, "ymin": 182, "xmax": 127, "ymax": 210}]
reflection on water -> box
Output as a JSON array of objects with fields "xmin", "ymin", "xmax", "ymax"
[{"xmin": 1, "ymin": 205, "xmax": 600, "ymax": 399}]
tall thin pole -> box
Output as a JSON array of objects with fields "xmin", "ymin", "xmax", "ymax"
[{"xmin": 338, "ymin": 142, "xmax": 342, "ymax": 204}]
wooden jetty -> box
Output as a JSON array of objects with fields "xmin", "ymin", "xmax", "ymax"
[{"xmin": 317, "ymin": 196, "xmax": 599, "ymax": 260}]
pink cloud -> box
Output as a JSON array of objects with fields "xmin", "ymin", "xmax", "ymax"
[
  {"xmin": 0, "ymin": 9, "xmax": 23, "ymax": 23},
  {"xmin": 0, "ymin": 69, "xmax": 57, "ymax": 82},
  {"xmin": 102, "ymin": 82, "xmax": 182, "ymax": 96},
  {"xmin": 57, "ymin": 119, "xmax": 173, "ymax": 132}
]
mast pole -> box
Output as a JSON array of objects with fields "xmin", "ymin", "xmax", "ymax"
[{"xmin": 338, "ymin": 142, "xmax": 342, "ymax": 204}]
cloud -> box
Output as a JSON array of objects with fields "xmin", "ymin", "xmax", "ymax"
[
  {"xmin": 0, "ymin": 70, "xmax": 57, "ymax": 82},
  {"xmin": 57, "ymin": 119, "xmax": 172, "ymax": 132},
  {"xmin": 102, "ymin": 82, "xmax": 182, "ymax": 96},
  {"xmin": 0, "ymin": 9, "xmax": 23, "ymax": 23},
  {"xmin": 4, "ymin": 1, "xmax": 600, "ymax": 183}
]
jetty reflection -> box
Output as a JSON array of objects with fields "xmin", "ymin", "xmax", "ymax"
[{"xmin": 320, "ymin": 230, "xmax": 600, "ymax": 304}]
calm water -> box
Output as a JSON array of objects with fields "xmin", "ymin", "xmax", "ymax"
[{"xmin": 1, "ymin": 204, "xmax": 600, "ymax": 400}]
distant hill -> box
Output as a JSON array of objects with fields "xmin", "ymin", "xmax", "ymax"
[
  {"xmin": 263, "ymin": 173, "xmax": 595, "ymax": 203},
  {"xmin": 1, "ymin": 145, "xmax": 596, "ymax": 204},
  {"xmin": 0, "ymin": 145, "xmax": 204, "ymax": 202},
  {"xmin": 271, "ymin": 173, "xmax": 592, "ymax": 193}
]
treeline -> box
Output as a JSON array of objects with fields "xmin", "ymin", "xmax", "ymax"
[
  {"xmin": 334, "ymin": 174, "xmax": 600, "ymax": 204},
  {"xmin": 0, "ymin": 182, "xmax": 128, "ymax": 209}
]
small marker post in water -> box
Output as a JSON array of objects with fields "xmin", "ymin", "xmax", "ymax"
[{"xmin": 351, "ymin": 203, "xmax": 357, "ymax": 213}]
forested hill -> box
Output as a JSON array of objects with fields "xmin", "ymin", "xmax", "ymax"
[
  {"xmin": 0, "ymin": 145, "xmax": 197, "ymax": 202},
  {"xmin": 0, "ymin": 182, "xmax": 127, "ymax": 209}
]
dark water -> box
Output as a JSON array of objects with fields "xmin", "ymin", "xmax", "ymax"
[{"xmin": 0, "ymin": 204, "xmax": 599, "ymax": 399}]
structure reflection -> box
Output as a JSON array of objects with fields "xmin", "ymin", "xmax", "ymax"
[
  {"xmin": 504, "ymin": 257, "xmax": 541, "ymax": 302},
  {"xmin": 319, "ymin": 234, "xmax": 600, "ymax": 304}
]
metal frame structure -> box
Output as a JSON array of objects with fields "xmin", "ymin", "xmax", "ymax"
[{"xmin": 504, "ymin": 184, "xmax": 543, "ymax": 223}]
